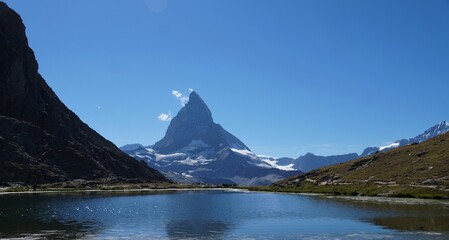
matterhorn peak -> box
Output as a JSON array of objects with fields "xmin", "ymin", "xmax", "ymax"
[
  {"xmin": 178, "ymin": 91, "xmax": 213, "ymax": 124},
  {"xmin": 187, "ymin": 90, "xmax": 200, "ymax": 102},
  {"xmin": 153, "ymin": 91, "xmax": 249, "ymax": 154}
]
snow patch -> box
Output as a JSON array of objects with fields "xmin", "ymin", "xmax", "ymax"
[
  {"xmin": 181, "ymin": 172, "xmax": 193, "ymax": 178},
  {"xmin": 258, "ymin": 155, "xmax": 296, "ymax": 171},
  {"xmin": 257, "ymin": 154, "xmax": 276, "ymax": 159},
  {"xmin": 176, "ymin": 157, "xmax": 212, "ymax": 165},
  {"xmin": 379, "ymin": 142, "xmax": 400, "ymax": 151},
  {"xmin": 254, "ymin": 162, "xmax": 272, "ymax": 168},
  {"xmin": 135, "ymin": 154, "xmax": 153, "ymax": 160},
  {"xmin": 145, "ymin": 148, "xmax": 156, "ymax": 154},
  {"xmin": 229, "ymin": 148, "xmax": 258, "ymax": 159},
  {"xmin": 155, "ymin": 152, "xmax": 187, "ymax": 161},
  {"xmin": 230, "ymin": 148, "xmax": 296, "ymax": 171},
  {"xmin": 262, "ymin": 158, "xmax": 296, "ymax": 171}
]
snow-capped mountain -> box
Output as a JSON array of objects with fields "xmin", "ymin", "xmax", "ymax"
[
  {"xmin": 122, "ymin": 91, "xmax": 300, "ymax": 186},
  {"xmin": 360, "ymin": 121, "xmax": 449, "ymax": 157}
]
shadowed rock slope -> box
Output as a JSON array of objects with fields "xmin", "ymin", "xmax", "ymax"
[
  {"xmin": 272, "ymin": 132, "xmax": 449, "ymax": 198},
  {"xmin": 0, "ymin": 2, "xmax": 168, "ymax": 184}
]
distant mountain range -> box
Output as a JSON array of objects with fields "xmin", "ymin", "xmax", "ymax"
[
  {"xmin": 0, "ymin": 2, "xmax": 168, "ymax": 185},
  {"xmin": 273, "ymin": 131, "xmax": 449, "ymax": 198},
  {"xmin": 360, "ymin": 121, "xmax": 449, "ymax": 157},
  {"xmin": 122, "ymin": 91, "xmax": 300, "ymax": 186},
  {"xmin": 272, "ymin": 121, "xmax": 449, "ymax": 173}
]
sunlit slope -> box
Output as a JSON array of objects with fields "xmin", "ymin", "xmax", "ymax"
[{"xmin": 272, "ymin": 132, "xmax": 449, "ymax": 198}]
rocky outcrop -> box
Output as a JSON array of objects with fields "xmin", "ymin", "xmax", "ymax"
[{"xmin": 0, "ymin": 2, "xmax": 168, "ymax": 184}]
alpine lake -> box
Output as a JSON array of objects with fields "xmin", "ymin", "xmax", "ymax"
[{"xmin": 0, "ymin": 189, "xmax": 448, "ymax": 240}]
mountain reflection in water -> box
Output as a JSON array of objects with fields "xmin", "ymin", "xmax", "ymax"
[
  {"xmin": 319, "ymin": 196, "xmax": 449, "ymax": 233},
  {"xmin": 0, "ymin": 191, "xmax": 448, "ymax": 239}
]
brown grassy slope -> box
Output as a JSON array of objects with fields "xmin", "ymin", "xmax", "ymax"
[{"xmin": 271, "ymin": 132, "xmax": 449, "ymax": 198}]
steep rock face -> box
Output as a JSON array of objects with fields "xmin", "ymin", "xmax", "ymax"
[
  {"xmin": 0, "ymin": 2, "xmax": 167, "ymax": 184},
  {"xmin": 153, "ymin": 91, "xmax": 249, "ymax": 154}
]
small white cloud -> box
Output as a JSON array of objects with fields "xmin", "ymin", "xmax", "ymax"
[
  {"xmin": 172, "ymin": 90, "xmax": 189, "ymax": 106},
  {"xmin": 172, "ymin": 90, "xmax": 182, "ymax": 98},
  {"xmin": 158, "ymin": 111, "xmax": 172, "ymax": 121},
  {"xmin": 96, "ymin": 105, "xmax": 101, "ymax": 109}
]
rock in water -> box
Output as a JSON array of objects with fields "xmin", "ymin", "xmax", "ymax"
[{"xmin": 0, "ymin": 2, "xmax": 168, "ymax": 184}]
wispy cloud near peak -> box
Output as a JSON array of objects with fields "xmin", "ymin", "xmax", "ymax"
[
  {"xmin": 158, "ymin": 111, "xmax": 172, "ymax": 121},
  {"xmin": 172, "ymin": 90, "xmax": 189, "ymax": 106}
]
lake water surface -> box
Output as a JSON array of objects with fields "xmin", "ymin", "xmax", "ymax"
[{"xmin": 0, "ymin": 189, "xmax": 448, "ymax": 239}]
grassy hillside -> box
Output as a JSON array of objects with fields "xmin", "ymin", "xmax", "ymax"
[{"xmin": 267, "ymin": 132, "xmax": 449, "ymax": 199}]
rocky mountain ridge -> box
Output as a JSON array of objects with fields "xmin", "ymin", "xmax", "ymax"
[{"xmin": 0, "ymin": 2, "xmax": 167, "ymax": 184}]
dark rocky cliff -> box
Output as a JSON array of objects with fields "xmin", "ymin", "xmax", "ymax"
[{"xmin": 0, "ymin": 2, "xmax": 168, "ymax": 184}]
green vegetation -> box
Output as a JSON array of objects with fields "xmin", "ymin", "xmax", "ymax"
[
  {"xmin": 247, "ymin": 183, "xmax": 448, "ymax": 199},
  {"xmin": 0, "ymin": 180, "xmax": 225, "ymax": 194}
]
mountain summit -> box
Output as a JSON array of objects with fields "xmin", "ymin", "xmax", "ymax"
[
  {"xmin": 153, "ymin": 91, "xmax": 249, "ymax": 154},
  {"xmin": 123, "ymin": 91, "xmax": 299, "ymax": 185}
]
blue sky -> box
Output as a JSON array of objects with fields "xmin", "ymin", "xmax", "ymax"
[{"xmin": 4, "ymin": 0, "xmax": 449, "ymax": 157}]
